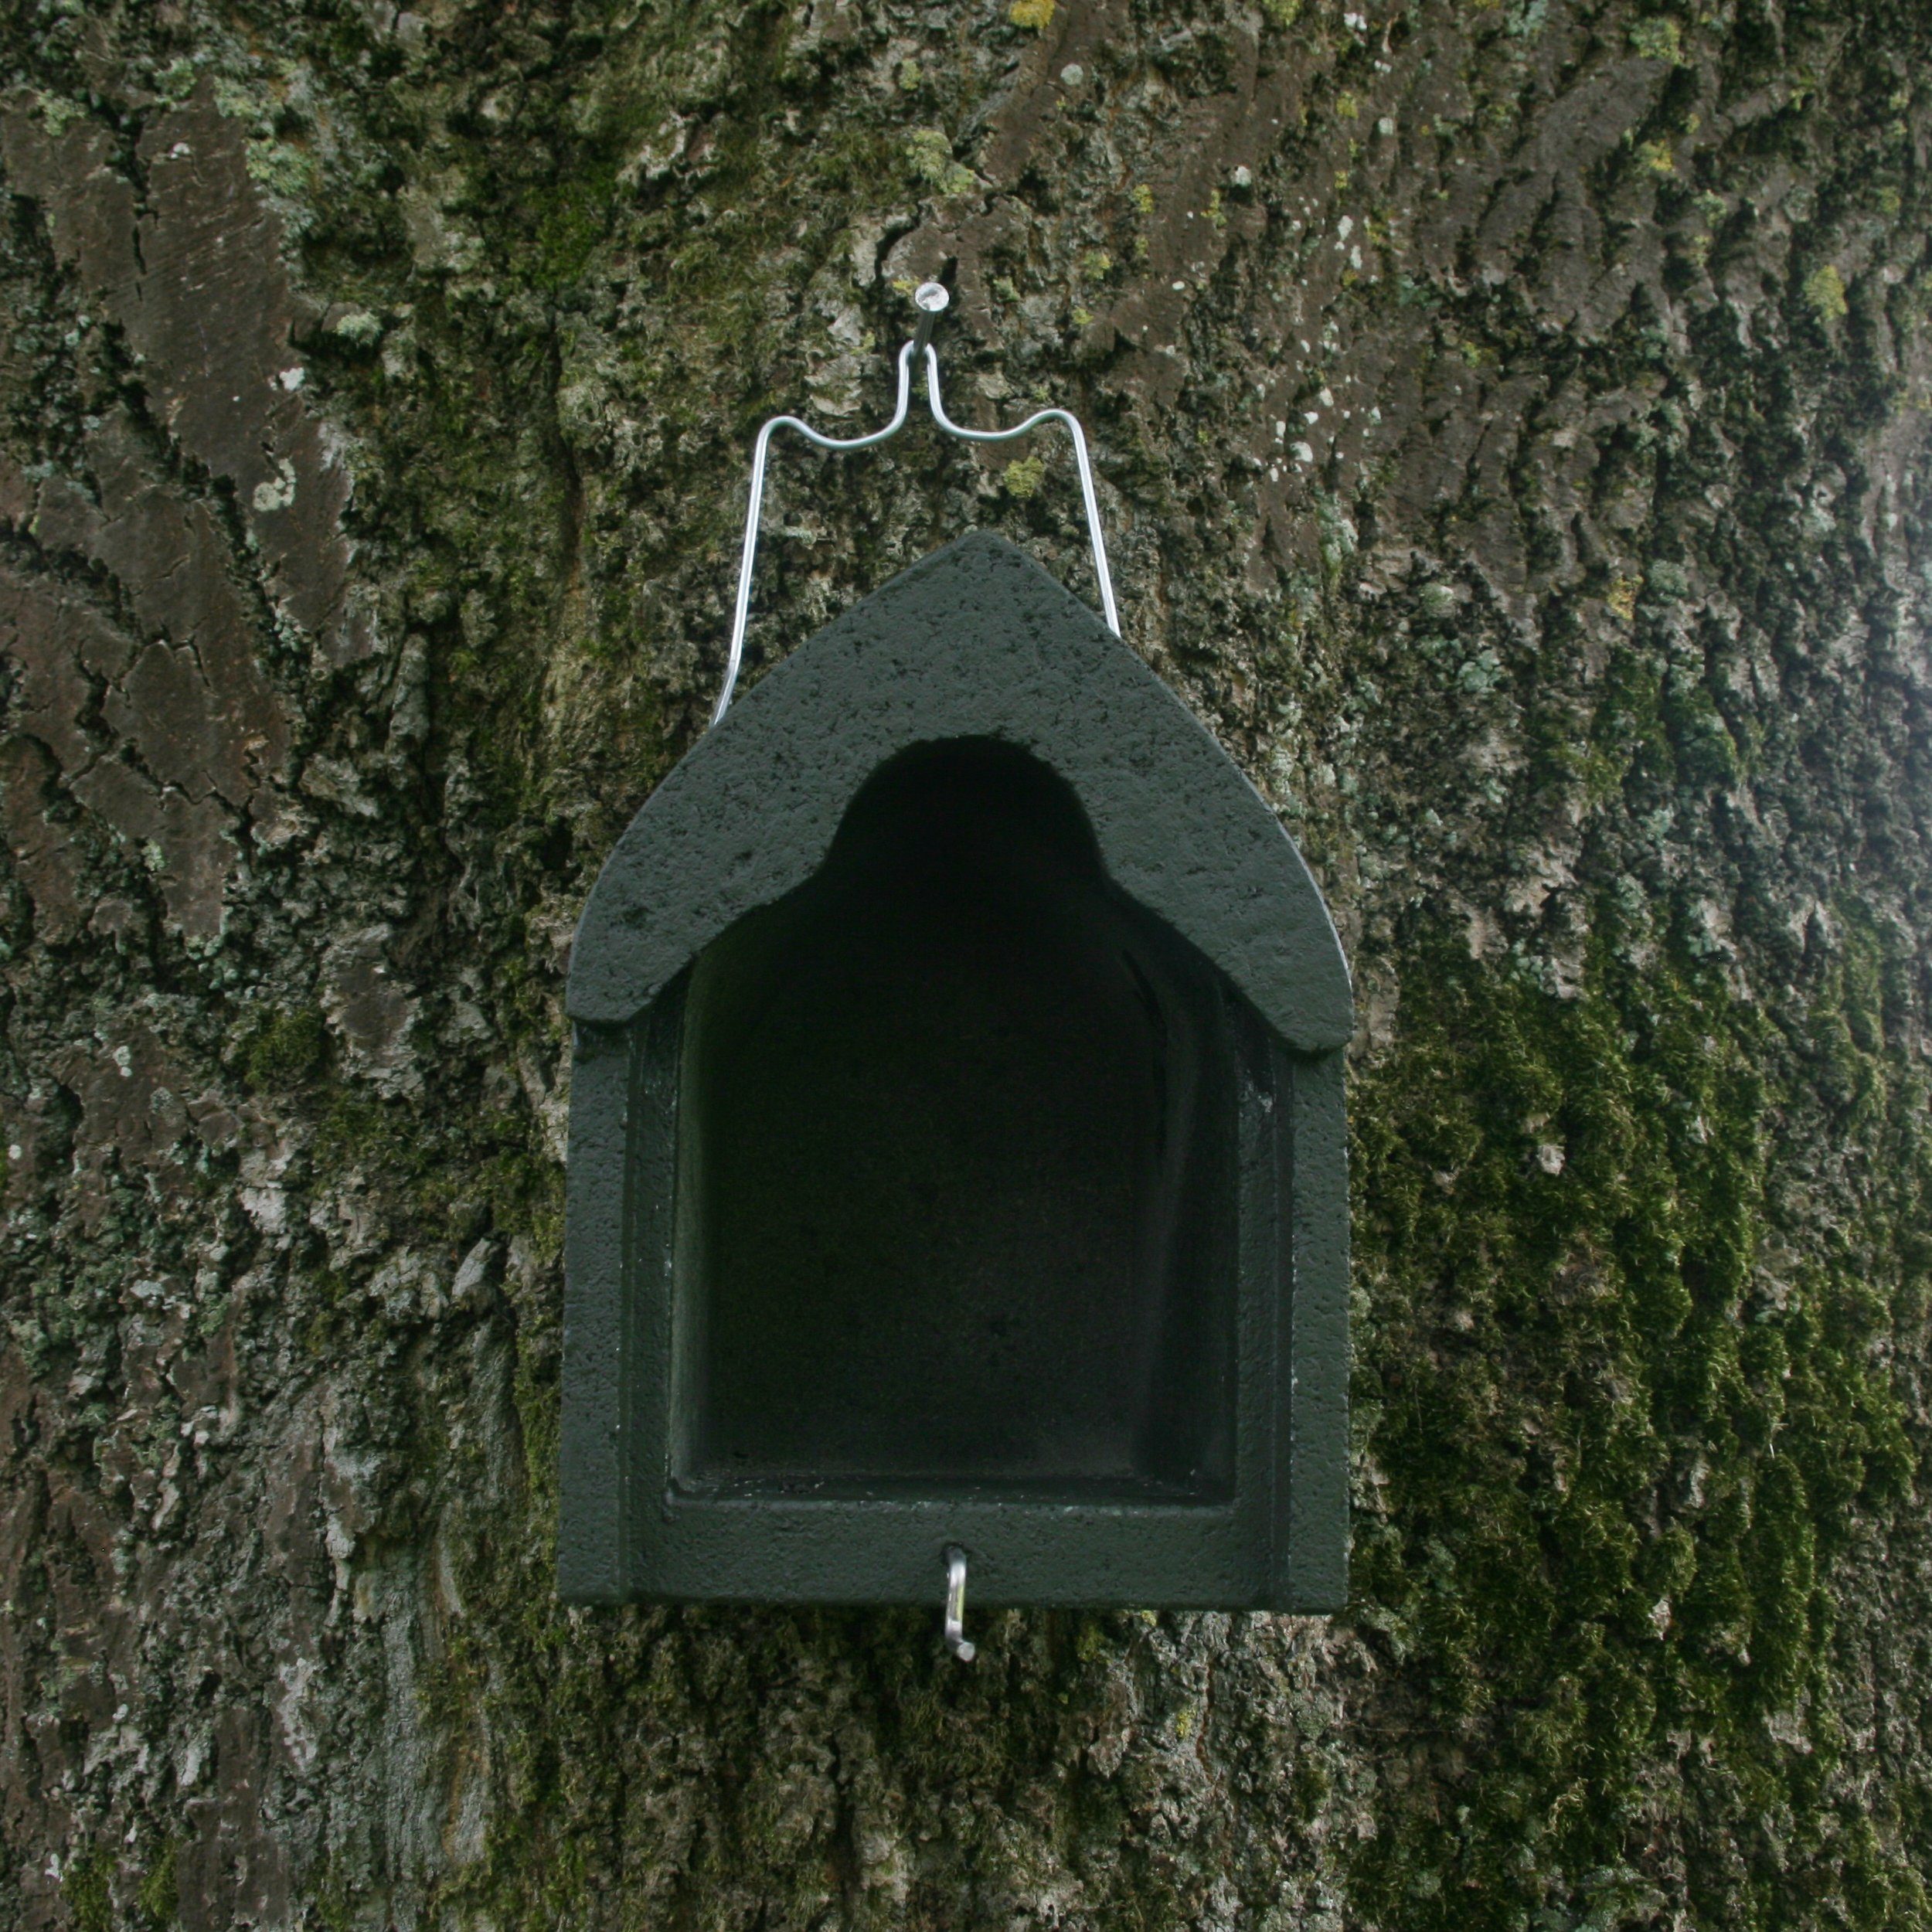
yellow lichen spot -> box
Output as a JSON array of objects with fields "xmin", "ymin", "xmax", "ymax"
[
  {"xmin": 1607, "ymin": 575, "xmax": 1641, "ymax": 621},
  {"xmin": 1206, "ymin": 189, "xmax": 1226, "ymax": 231},
  {"xmin": 1334, "ymin": 168, "xmax": 1351, "ymax": 191},
  {"xmin": 1071, "ymin": 306, "xmax": 1094, "ymax": 328},
  {"xmin": 1003, "ymin": 455, "xmax": 1047, "ymax": 498},
  {"xmin": 1638, "ymin": 140, "xmax": 1675, "ymax": 176},
  {"xmin": 1260, "ymin": 0, "xmax": 1301, "ymax": 24},
  {"xmin": 1628, "ymin": 18, "xmax": 1685, "ymax": 63},
  {"xmin": 247, "ymin": 141, "xmax": 316, "ymax": 197},
  {"xmin": 1131, "ymin": 183, "xmax": 1155, "ymax": 216},
  {"xmin": 33, "ymin": 90, "xmax": 88, "ymax": 135},
  {"xmin": 905, "ymin": 128, "xmax": 975, "ymax": 197},
  {"xmin": 1175, "ymin": 1702, "xmax": 1198, "ymax": 1740},
  {"xmin": 1009, "ymin": 0, "xmax": 1055, "ymax": 29},
  {"xmin": 1336, "ymin": 92, "xmax": 1359, "ymax": 121},
  {"xmin": 1080, "ymin": 248, "xmax": 1114, "ymax": 277},
  {"xmin": 1804, "ymin": 262, "xmax": 1848, "ymax": 323}
]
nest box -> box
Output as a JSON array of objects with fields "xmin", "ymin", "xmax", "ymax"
[{"xmin": 560, "ymin": 533, "xmax": 1351, "ymax": 1612}]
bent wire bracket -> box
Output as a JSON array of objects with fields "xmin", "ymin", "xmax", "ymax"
[{"xmin": 710, "ymin": 283, "xmax": 1120, "ymax": 726}]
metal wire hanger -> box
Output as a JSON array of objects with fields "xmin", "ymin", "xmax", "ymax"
[{"xmin": 709, "ymin": 281, "xmax": 1121, "ymax": 726}]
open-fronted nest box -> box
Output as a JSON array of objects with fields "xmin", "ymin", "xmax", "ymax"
[{"xmin": 561, "ymin": 534, "xmax": 1351, "ymax": 1614}]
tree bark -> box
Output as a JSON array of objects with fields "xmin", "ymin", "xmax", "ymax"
[{"xmin": 2, "ymin": 1, "xmax": 1930, "ymax": 1926}]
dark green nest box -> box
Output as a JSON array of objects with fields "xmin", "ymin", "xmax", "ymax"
[{"xmin": 561, "ymin": 533, "xmax": 1351, "ymax": 1612}]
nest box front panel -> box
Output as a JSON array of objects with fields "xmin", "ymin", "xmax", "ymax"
[{"xmin": 562, "ymin": 534, "xmax": 1352, "ymax": 1611}]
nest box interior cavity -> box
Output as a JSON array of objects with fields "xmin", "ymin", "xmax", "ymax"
[{"xmin": 561, "ymin": 533, "xmax": 1352, "ymax": 1611}]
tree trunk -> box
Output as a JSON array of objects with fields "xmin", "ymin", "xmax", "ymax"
[{"xmin": 3, "ymin": 1, "xmax": 1930, "ymax": 1925}]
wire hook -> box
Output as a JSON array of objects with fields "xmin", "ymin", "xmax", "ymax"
[
  {"xmin": 920, "ymin": 344, "xmax": 1118, "ymax": 636},
  {"xmin": 709, "ymin": 281, "xmax": 1121, "ymax": 726},
  {"xmin": 944, "ymin": 1546, "xmax": 976, "ymax": 1663}
]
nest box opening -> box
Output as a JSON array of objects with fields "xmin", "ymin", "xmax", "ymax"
[{"xmin": 672, "ymin": 737, "xmax": 1238, "ymax": 1502}]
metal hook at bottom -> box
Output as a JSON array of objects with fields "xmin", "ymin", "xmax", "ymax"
[{"xmin": 944, "ymin": 1546, "xmax": 976, "ymax": 1663}]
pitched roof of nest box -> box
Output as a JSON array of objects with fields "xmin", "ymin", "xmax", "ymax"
[{"xmin": 569, "ymin": 532, "xmax": 1352, "ymax": 1050}]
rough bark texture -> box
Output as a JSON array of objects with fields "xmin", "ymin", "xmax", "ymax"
[{"xmin": 2, "ymin": 0, "xmax": 1930, "ymax": 1927}]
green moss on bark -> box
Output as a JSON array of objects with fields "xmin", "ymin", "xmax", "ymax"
[{"xmin": 1351, "ymin": 927, "xmax": 1925, "ymax": 1924}]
